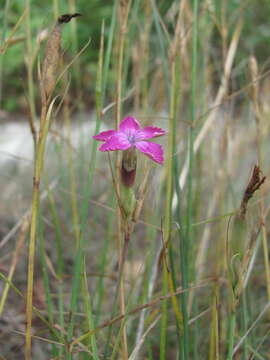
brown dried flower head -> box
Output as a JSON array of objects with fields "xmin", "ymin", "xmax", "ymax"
[
  {"xmin": 40, "ymin": 13, "xmax": 81, "ymax": 104},
  {"xmin": 239, "ymin": 165, "xmax": 266, "ymax": 219}
]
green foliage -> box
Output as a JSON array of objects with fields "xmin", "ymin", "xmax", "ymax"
[
  {"xmin": 2, "ymin": 0, "xmax": 270, "ymax": 112},
  {"xmin": 0, "ymin": 0, "xmax": 113, "ymax": 111}
]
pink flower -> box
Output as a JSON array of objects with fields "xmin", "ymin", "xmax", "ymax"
[{"xmin": 93, "ymin": 116, "xmax": 166, "ymax": 164}]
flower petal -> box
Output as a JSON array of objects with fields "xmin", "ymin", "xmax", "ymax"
[
  {"xmin": 119, "ymin": 116, "xmax": 141, "ymax": 133},
  {"xmin": 93, "ymin": 129, "xmax": 117, "ymax": 142},
  {"xmin": 99, "ymin": 133, "xmax": 131, "ymax": 151},
  {"xmin": 136, "ymin": 126, "xmax": 166, "ymax": 141},
  {"xmin": 135, "ymin": 141, "xmax": 164, "ymax": 164}
]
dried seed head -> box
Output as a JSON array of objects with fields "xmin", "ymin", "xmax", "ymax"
[
  {"xmin": 239, "ymin": 165, "xmax": 266, "ymax": 219},
  {"xmin": 40, "ymin": 23, "xmax": 61, "ymax": 103},
  {"xmin": 40, "ymin": 13, "xmax": 81, "ymax": 104}
]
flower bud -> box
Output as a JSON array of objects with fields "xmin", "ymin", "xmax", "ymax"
[{"xmin": 121, "ymin": 147, "xmax": 137, "ymax": 188}]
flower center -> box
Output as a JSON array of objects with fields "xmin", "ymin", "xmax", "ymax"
[{"xmin": 126, "ymin": 131, "xmax": 137, "ymax": 145}]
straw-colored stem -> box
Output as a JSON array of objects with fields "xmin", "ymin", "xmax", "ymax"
[
  {"xmin": 25, "ymin": 166, "xmax": 42, "ymax": 358},
  {"xmin": 102, "ymin": 224, "xmax": 131, "ymax": 359},
  {"xmin": 25, "ymin": 102, "xmax": 54, "ymax": 359},
  {"xmin": 250, "ymin": 60, "xmax": 270, "ymax": 301},
  {"xmin": 115, "ymin": 2, "xmax": 132, "ymax": 358}
]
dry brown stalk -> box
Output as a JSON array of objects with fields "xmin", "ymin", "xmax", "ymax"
[
  {"xmin": 70, "ymin": 279, "xmax": 213, "ymax": 350},
  {"xmin": 0, "ymin": 217, "xmax": 30, "ymax": 315}
]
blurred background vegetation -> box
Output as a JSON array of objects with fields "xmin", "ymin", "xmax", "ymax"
[
  {"xmin": 2, "ymin": 1, "xmax": 270, "ymax": 359},
  {"xmin": 1, "ymin": 0, "xmax": 270, "ymax": 113}
]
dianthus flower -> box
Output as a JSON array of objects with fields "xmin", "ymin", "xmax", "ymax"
[{"xmin": 93, "ymin": 116, "xmax": 166, "ymax": 164}]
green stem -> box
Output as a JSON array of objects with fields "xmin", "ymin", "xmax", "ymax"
[
  {"xmin": 47, "ymin": 185, "xmax": 65, "ymax": 358},
  {"xmin": 160, "ymin": 267, "xmax": 168, "ymax": 360},
  {"xmin": 82, "ymin": 259, "xmax": 99, "ymax": 359},
  {"xmin": 226, "ymin": 311, "xmax": 236, "ymax": 360},
  {"xmin": 0, "ymin": 0, "xmax": 10, "ymax": 106},
  {"xmin": 25, "ymin": 102, "xmax": 55, "ymax": 359},
  {"xmin": 39, "ymin": 216, "xmax": 58, "ymax": 358},
  {"xmin": 182, "ymin": 0, "xmax": 198, "ymax": 357}
]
